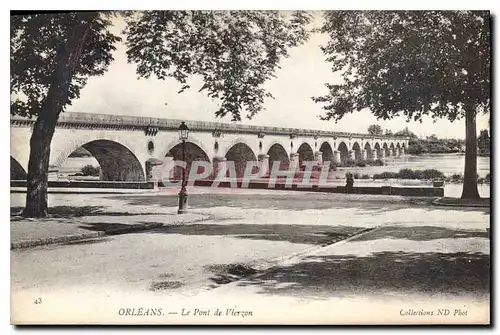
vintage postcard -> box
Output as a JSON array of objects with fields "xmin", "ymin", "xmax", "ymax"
[{"xmin": 10, "ymin": 10, "xmax": 490, "ymax": 325}]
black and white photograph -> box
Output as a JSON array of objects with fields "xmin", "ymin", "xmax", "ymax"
[{"xmin": 9, "ymin": 8, "xmax": 491, "ymax": 325}]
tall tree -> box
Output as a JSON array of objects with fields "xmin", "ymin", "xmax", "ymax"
[
  {"xmin": 313, "ymin": 11, "xmax": 490, "ymax": 199},
  {"xmin": 367, "ymin": 124, "xmax": 383, "ymax": 135},
  {"xmin": 124, "ymin": 11, "xmax": 311, "ymax": 121},
  {"xmin": 11, "ymin": 11, "xmax": 311, "ymax": 217},
  {"xmin": 11, "ymin": 12, "xmax": 120, "ymax": 217}
]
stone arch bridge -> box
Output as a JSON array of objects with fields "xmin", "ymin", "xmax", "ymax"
[{"xmin": 10, "ymin": 112, "xmax": 409, "ymax": 181}]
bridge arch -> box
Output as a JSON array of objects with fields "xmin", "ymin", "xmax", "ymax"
[
  {"xmin": 338, "ymin": 141, "xmax": 349, "ymax": 166},
  {"xmin": 364, "ymin": 142, "xmax": 372, "ymax": 160},
  {"xmin": 165, "ymin": 141, "xmax": 211, "ymax": 180},
  {"xmin": 57, "ymin": 139, "xmax": 146, "ymax": 181},
  {"xmin": 374, "ymin": 142, "xmax": 382, "ymax": 158},
  {"xmin": 319, "ymin": 141, "xmax": 334, "ymax": 164},
  {"xmin": 383, "ymin": 142, "xmax": 390, "ymax": 157},
  {"xmin": 263, "ymin": 140, "xmax": 288, "ymax": 157},
  {"xmin": 221, "ymin": 138, "xmax": 255, "ymax": 158},
  {"xmin": 161, "ymin": 136, "xmax": 211, "ymax": 161},
  {"xmin": 396, "ymin": 142, "xmax": 401, "ymax": 155},
  {"xmin": 297, "ymin": 142, "xmax": 314, "ymax": 166},
  {"xmin": 11, "ymin": 156, "xmax": 27, "ymax": 180},
  {"xmin": 225, "ymin": 142, "xmax": 258, "ymax": 177},
  {"xmin": 267, "ymin": 142, "xmax": 290, "ymax": 171},
  {"xmin": 352, "ymin": 141, "xmax": 362, "ymax": 160}
]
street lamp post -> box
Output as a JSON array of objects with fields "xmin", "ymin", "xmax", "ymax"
[{"xmin": 178, "ymin": 121, "xmax": 189, "ymax": 214}]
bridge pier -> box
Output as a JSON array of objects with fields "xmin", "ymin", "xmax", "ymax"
[
  {"xmin": 146, "ymin": 158, "xmax": 164, "ymax": 182},
  {"xmin": 161, "ymin": 156, "xmax": 175, "ymax": 182},
  {"xmin": 213, "ymin": 156, "xmax": 227, "ymax": 178},
  {"xmin": 395, "ymin": 148, "xmax": 400, "ymax": 156},
  {"xmin": 258, "ymin": 154, "xmax": 270, "ymax": 178},
  {"xmin": 290, "ymin": 152, "xmax": 300, "ymax": 170},
  {"xmin": 314, "ymin": 151, "xmax": 323, "ymax": 166},
  {"xmin": 372, "ymin": 149, "xmax": 378, "ymax": 160}
]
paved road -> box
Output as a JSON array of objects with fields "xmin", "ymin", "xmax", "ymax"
[{"xmin": 10, "ymin": 190, "xmax": 490, "ymax": 324}]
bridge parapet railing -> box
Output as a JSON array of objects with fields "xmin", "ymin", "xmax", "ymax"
[{"xmin": 10, "ymin": 113, "xmax": 408, "ymax": 141}]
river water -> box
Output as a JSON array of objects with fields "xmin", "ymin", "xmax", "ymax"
[
  {"xmin": 59, "ymin": 156, "xmax": 99, "ymax": 176},
  {"xmin": 60, "ymin": 153, "xmax": 490, "ymax": 198}
]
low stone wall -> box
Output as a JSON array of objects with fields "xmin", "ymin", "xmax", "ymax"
[
  {"xmin": 11, "ymin": 180, "xmax": 155, "ymax": 190},
  {"xmin": 160, "ymin": 179, "xmax": 444, "ymax": 197},
  {"xmin": 11, "ymin": 179, "xmax": 444, "ymax": 197}
]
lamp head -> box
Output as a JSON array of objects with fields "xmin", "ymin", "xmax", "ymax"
[{"xmin": 178, "ymin": 121, "xmax": 189, "ymax": 141}]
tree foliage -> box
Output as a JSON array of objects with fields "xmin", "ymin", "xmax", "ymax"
[
  {"xmin": 313, "ymin": 10, "xmax": 490, "ymax": 199},
  {"xmin": 10, "ymin": 11, "xmax": 312, "ymax": 216},
  {"xmin": 124, "ymin": 10, "xmax": 312, "ymax": 121},
  {"xmin": 11, "ymin": 12, "xmax": 121, "ymax": 217},
  {"xmin": 313, "ymin": 10, "xmax": 490, "ymax": 122},
  {"xmin": 367, "ymin": 124, "xmax": 383, "ymax": 135},
  {"xmin": 10, "ymin": 12, "xmax": 120, "ymax": 118},
  {"xmin": 478, "ymin": 129, "xmax": 489, "ymax": 140},
  {"xmin": 477, "ymin": 128, "xmax": 490, "ymax": 155}
]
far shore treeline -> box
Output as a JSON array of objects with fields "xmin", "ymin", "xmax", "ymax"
[{"xmin": 373, "ymin": 126, "xmax": 490, "ymax": 156}]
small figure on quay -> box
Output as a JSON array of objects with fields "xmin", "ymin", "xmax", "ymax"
[{"xmin": 345, "ymin": 172, "xmax": 354, "ymax": 193}]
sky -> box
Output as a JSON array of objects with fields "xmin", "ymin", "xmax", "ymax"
[{"xmin": 66, "ymin": 12, "xmax": 490, "ymax": 140}]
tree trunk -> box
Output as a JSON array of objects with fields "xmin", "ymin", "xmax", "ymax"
[
  {"xmin": 22, "ymin": 21, "xmax": 91, "ymax": 218},
  {"xmin": 461, "ymin": 106, "xmax": 481, "ymax": 199},
  {"xmin": 22, "ymin": 114, "xmax": 59, "ymax": 217}
]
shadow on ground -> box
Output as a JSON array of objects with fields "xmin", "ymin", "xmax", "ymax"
[
  {"xmin": 10, "ymin": 205, "xmax": 105, "ymax": 217},
  {"xmin": 111, "ymin": 193, "xmax": 489, "ymax": 214},
  {"xmin": 140, "ymin": 222, "xmax": 489, "ymax": 245},
  {"xmin": 231, "ymin": 251, "xmax": 490, "ymax": 299},
  {"xmin": 351, "ymin": 226, "xmax": 490, "ymax": 241},
  {"xmin": 112, "ymin": 194, "xmax": 425, "ymax": 211},
  {"xmin": 140, "ymin": 223, "xmax": 365, "ymax": 245},
  {"xmin": 76, "ymin": 222, "xmax": 153, "ymax": 234},
  {"xmin": 10, "ymin": 205, "xmax": 164, "ymax": 219}
]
